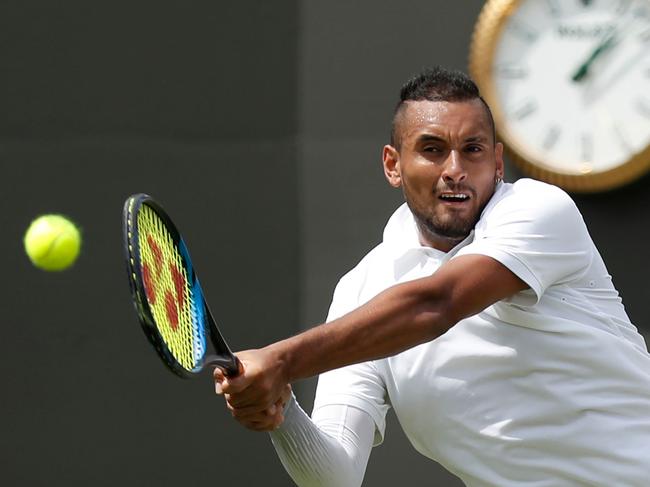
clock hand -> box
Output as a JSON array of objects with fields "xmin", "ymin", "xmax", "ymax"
[
  {"xmin": 571, "ymin": 33, "xmax": 618, "ymax": 82},
  {"xmin": 584, "ymin": 43, "xmax": 649, "ymax": 104},
  {"xmin": 571, "ymin": 2, "xmax": 636, "ymax": 83}
]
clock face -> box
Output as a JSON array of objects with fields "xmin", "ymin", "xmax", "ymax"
[{"xmin": 470, "ymin": 0, "xmax": 650, "ymax": 192}]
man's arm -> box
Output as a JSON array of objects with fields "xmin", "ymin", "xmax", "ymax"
[
  {"xmin": 269, "ymin": 397, "xmax": 376, "ymax": 487},
  {"xmin": 218, "ymin": 254, "xmax": 527, "ymax": 421}
]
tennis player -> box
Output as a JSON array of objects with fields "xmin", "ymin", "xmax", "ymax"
[{"xmin": 214, "ymin": 67, "xmax": 650, "ymax": 486}]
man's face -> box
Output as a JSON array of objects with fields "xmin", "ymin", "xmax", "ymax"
[{"xmin": 383, "ymin": 99, "xmax": 504, "ymax": 252}]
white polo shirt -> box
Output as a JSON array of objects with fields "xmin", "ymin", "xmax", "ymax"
[{"xmin": 314, "ymin": 179, "xmax": 650, "ymax": 486}]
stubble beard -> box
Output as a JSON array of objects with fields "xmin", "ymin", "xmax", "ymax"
[
  {"xmin": 404, "ymin": 181, "xmax": 497, "ymax": 246},
  {"xmin": 411, "ymin": 204, "xmax": 477, "ymax": 243}
]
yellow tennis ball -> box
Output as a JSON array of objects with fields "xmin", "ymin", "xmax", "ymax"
[{"xmin": 24, "ymin": 214, "xmax": 81, "ymax": 271}]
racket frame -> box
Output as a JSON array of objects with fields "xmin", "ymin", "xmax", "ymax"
[{"xmin": 123, "ymin": 194, "xmax": 239, "ymax": 378}]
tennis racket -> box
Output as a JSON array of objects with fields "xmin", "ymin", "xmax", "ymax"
[{"xmin": 123, "ymin": 193, "xmax": 240, "ymax": 378}]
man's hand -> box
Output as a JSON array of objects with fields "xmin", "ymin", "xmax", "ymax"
[
  {"xmin": 216, "ymin": 255, "xmax": 526, "ymax": 431},
  {"xmin": 214, "ymin": 348, "xmax": 292, "ymax": 432}
]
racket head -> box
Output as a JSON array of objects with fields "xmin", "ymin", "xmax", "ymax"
[{"xmin": 123, "ymin": 194, "xmax": 234, "ymax": 378}]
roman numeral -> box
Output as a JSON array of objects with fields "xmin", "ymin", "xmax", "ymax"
[
  {"xmin": 632, "ymin": 3, "xmax": 650, "ymax": 19},
  {"xmin": 512, "ymin": 98, "xmax": 538, "ymax": 120},
  {"xmin": 546, "ymin": 0, "xmax": 561, "ymax": 16},
  {"xmin": 496, "ymin": 65, "xmax": 529, "ymax": 79},
  {"xmin": 508, "ymin": 20, "xmax": 539, "ymax": 43},
  {"xmin": 613, "ymin": 122, "xmax": 632, "ymax": 152},
  {"xmin": 542, "ymin": 125, "xmax": 562, "ymax": 151},
  {"xmin": 581, "ymin": 133, "xmax": 593, "ymax": 162},
  {"xmin": 639, "ymin": 27, "xmax": 650, "ymax": 43},
  {"xmin": 615, "ymin": 0, "xmax": 633, "ymax": 14},
  {"xmin": 637, "ymin": 98, "xmax": 650, "ymax": 118}
]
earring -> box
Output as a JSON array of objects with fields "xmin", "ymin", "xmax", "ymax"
[{"xmin": 495, "ymin": 176, "xmax": 502, "ymax": 184}]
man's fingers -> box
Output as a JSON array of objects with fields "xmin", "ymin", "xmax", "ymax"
[
  {"xmin": 214, "ymin": 366, "xmax": 253, "ymax": 396},
  {"xmin": 221, "ymin": 374, "xmax": 251, "ymax": 394},
  {"xmin": 222, "ymin": 380, "xmax": 291, "ymax": 410},
  {"xmin": 212, "ymin": 348, "xmax": 289, "ymax": 432},
  {"xmin": 222, "ymin": 379, "xmax": 281, "ymax": 409},
  {"xmin": 280, "ymin": 384, "xmax": 292, "ymax": 405},
  {"xmin": 223, "ymin": 393, "xmax": 286, "ymax": 426},
  {"xmin": 224, "ymin": 395, "xmax": 278, "ymax": 417},
  {"xmin": 213, "ymin": 368, "xmax": 226, "ymax": 394}
]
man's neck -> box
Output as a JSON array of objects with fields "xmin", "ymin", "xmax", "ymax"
[{"xmin": 416, "ymin": 222, "xmax": 467, "ymax": 253}]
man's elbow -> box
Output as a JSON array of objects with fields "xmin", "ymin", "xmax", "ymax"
[{"xmin": 413, "ymin": 290, "xmax": 460, "ymax": 340}]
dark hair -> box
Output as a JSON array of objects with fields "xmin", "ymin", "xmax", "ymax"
[{"xmin": 391, "ymin": 66, "xmax": 496, "ymax": 148}]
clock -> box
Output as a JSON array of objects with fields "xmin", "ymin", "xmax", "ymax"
[{"xmin": 469, "ymin": 0, "xmax": 650, "ymax": 192}]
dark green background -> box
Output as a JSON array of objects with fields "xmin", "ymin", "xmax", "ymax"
[{"xmin": 2, "ymin": 1, "xmax": 648, "ymax": 486}]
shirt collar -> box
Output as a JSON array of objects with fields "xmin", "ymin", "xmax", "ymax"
[{"xmin": 382, "ymin": 202, "xmax": 475, "ymax": 279}]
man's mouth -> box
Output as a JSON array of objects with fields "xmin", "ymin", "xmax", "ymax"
[{"xmin": 438, "ymin": 192, "xmax": 470, "ymax": 203}]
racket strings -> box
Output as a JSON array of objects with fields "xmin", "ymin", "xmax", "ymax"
[{"xmin": 137, "ymin": 205, "xmax": 204, "ymax": 371}]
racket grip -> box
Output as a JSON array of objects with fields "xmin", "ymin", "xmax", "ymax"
[{"xmin": 208, "ymin": 354, "xmax": 241, "ymax": 377}]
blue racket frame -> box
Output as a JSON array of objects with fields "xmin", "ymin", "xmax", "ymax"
[{"xmin": 123, "ymin": 193, "xmax": 240, "ymax": 378}]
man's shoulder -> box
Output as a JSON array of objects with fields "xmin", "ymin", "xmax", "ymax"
[
  {"xmin": 498, "ymin": 178, "xmax": 571, "ymax": 203},
  {"xmin": 482, "ymin": 178, "xmax": 579, "ymax": 223},
  {"xmin": 344, "ymin": 202, "xmax": 419, "ymax": 281},
  {"xmin": 337, "ymin": 241, "xmax": 390, "ymax": 286},
  {"xmin": 327, "ymin": 241, "xmax": 393, "ymax": 321}
]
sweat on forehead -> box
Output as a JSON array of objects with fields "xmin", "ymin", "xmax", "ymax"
[
  {"xmin": 390, "ymin": 67, "xmax": 496, "ymax": 148},
  {"xmin": 391, "ymin": 99, "xmax": 495, "ymax": 149}
]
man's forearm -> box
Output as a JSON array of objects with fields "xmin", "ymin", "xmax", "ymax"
[
  {"xmin": 268, "ymin": 276, "xmax": 453, "ymax": 384},
  {"xmin": 218, "ymin": 255, "xmax": 526, "ymax": 418},
  {"xmin": 266, "ymin": 254, "xmax": 527, "ymax": 384}
]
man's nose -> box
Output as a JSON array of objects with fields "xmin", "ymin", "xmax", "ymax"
[{"xmin": 441, "ymin": 151, "xmax": 467, "ymax": 183}]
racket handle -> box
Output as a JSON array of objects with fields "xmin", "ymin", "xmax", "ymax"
[{"xmin": 207, "ymin": 354, "xmax": 241, "ymax": 377}]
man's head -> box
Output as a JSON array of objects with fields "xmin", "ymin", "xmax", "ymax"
[
  {"xmin": 383, "ymin": 67, "xmax": 504, "ymax": 252},
  {"xmin": 390, "ymin": 67, "xmax": 496, "ymax": 150}
]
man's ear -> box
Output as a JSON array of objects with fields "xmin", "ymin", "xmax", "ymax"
[
  {"xmin": 383, "ymin": 145, "xmax": 401, "ymax": 188},
  {"xmin": 495, "ymin": 142, "xmax": 505, "ymax": 180}
]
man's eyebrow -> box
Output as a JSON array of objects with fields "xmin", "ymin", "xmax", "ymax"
[
  {"xmin": 415, "ymin": 134, "xmax": 490, "ymax": 144},
  {"xmin": 416, "ymin": 134, "xmax": 446, "ymax": 143},
  {"xmin": 464, "ymin": 135, "xmax": 489, "ymax": 143}
]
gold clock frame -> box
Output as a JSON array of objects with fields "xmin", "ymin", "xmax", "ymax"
[{"xmin": 469, "ymin": 0, "xmax": 650, "ymax": 192}]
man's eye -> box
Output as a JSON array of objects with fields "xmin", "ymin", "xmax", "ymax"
[
  {"xmin": 466, "ymin": 145, "xmax": 483, "ymax": 152},
  {"xmin": 423, "ymin": 146, "xmax": 440, "ymax": 153}
]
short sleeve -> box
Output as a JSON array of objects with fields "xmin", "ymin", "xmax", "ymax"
[
  {"xmin": 325, "ymin": 267, "xmax": 364, "ymax": 324},
  {"xmin": 454, "ymin": 180, "xmax": 593, "ymax": 305}
]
